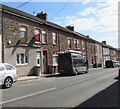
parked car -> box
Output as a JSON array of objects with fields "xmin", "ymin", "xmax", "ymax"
[
  {"xmin": 105, "ymin": 60, "xmax": 120, "ymax": 68},
  {"xmin": 0, "ymin": 63, "xmax": 18, "ymax": 88},
  {"xmin": 115, "ymin": 61, "xmax": 120, "ymax": 67}
]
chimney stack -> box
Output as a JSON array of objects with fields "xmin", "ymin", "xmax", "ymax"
[
  {"xmin": 102, "ymin": 41, "xmax": 106, "ymax": 45},
  {"xmin": 66, "ymin": 26, "xmax": 74, "ymax": 31},
  {"xmin": 36, "ymin": 12, "xmax": 48, "ymax": 21}
]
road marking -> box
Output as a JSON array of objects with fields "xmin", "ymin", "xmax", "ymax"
[
  {"xmin": 1, "ymin": 87, "xmax": 56, "ymax": 105},
  {"xmin": 16, "ymin": 78, "xmax": 46, "ymax": 84}
]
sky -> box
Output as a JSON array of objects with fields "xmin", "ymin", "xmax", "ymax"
[{"xmin": 1, "ymin": 0, "xmax": 119, "ymax": 48}]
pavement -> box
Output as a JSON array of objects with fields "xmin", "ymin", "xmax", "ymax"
[{"xmin": 18, "ymin": 67, "xmax": 103, "ymax": 82}]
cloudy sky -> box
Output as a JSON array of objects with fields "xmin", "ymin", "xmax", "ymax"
[{"xmin": 2, "ymin": 0, "xmax": 119, "ymax": 48}]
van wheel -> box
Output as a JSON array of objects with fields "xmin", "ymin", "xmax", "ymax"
[
  {"xmin": 3, "ymin": 77, "xmax": 13, "ymax": 88},
  {"xmin": 85, "ymin": 69, "xmax": 88, "ymax": 73},
  {"xmin": 74, "ymin": 69, "xmax": 78, "ymax": 76}
]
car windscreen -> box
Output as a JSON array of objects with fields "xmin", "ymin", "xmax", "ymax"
[
  {"xmin": 0, "ymin": 65, "xmax": 5, "ymax": 71},
  {"xmin": 4, "ymin": 64, "xmax": 15, "ymax": 70}
]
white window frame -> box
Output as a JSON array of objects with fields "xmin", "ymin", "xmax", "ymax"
[
  {"xmin": 77, "ymin": 40, "xmax": 81, "ymax": 50},
  {"xmin": 68, "ymin": 39, "xmax": 72, "ymax": 49},
  {"xmin": 82, "ymin": 40, "xmax": 85, "ymax": 50},
  {"xmin": 53, "ymin": 51, "xmax": 58, "ymax": 66},
  {"xmin": 42, "ymin": 30, "xmax": 47, "ymax": 44},
  {"xmin": 53, "ymin": 32, "xmax": 57, "ymax": 45},
  {"xmin": 34, "ymin": 29, "xmax": 41, "ymax": 43},
  {"xmin": 20, "ymin": 26, "xmax": 27, "ymax": 38},
  {"xmin": 74, "ymin": 39, "xmax": 77, "ymax": 49},
  {"xmin": 16, "ymin": 53, "xmax": 29, "ymax": 65}
]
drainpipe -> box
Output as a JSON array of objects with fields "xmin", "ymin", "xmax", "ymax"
[
  {"xmin": 58, "ymin": 31, "xmax": 61, "ymax": 52},
  {"xmin": 0, "ymin": 7, "xmax": 3, "ymax": 63}
]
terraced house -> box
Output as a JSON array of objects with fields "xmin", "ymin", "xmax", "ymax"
[{"xmin": 0, "ymin": 4, "xmax": 119, "ymax": 76}]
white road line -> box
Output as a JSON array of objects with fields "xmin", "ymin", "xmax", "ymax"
[{"xmin": 1, "ymin": 87, "xmax": 56, "ymax": 105}]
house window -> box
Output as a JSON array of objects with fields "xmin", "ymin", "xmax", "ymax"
[
  {"xmin": 82, "ymin": 40, "xmax": 85, "ymax": 50},
  {"xmin": 77, "ymin": 40, "xmax": 81, "ymax": 50},
  {"xmin": 53, "ymin": 51, "xmax": 58, "ymax": 66},
  {"xmin": 68, "ymin": 39, "xmax": 72, "ymax": 49},
  {"xmin": 93, "ymin": 45, "xmax": 96, "ymax": 53},
  {"xmin": 16, "ymin": 53, "xmax": 28, "ymax": 65},
  {"xmin": 34, "ymin": 29, "xmax": 41, "ymax": 43},
  {"xmin": 53, "ymin": 32, "xmax": 58, "ymax": 45},
  {"xmin": 90, "ymin": 45, "xmax": 92, "ymax": 53},
  {"xmin": 42, "ymin": 30, "xmax": 47, "ymax": 44},
  {"xmin": 74, "ymin": 39, "xmax": 77, "ymax": 49},
  {"xmin": 20, "ymin": 26, "xmax": 27, "ymax": 38},
  {"xmin": 91, "ymin": 56, "xmax": 94, "ymax": 65},
  {"xmin": 99, "ymin": 45, "xmax": 101, "ymax": 53}
]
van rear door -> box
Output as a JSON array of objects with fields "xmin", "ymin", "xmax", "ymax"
[{"xmin": 58, "ymin": 53, "xmax": 73, "ymax": 74}]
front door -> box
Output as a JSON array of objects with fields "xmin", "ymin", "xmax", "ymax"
[
  {"xmin": 43, "ymin": 51, "xmax": 47, "ymax": 74},
  {"xmin": 36, "ymin": 52, "xmax": 41, "ymax": 67}
]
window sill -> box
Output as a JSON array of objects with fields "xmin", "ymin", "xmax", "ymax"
[
  {"xmin": 34, "ymin": 42, "xmax": 41, "ymax": 44},
  {"xmin": 53, "ymin": 43, "xmax": 58, "ymax": 46},
  {"xmin": 16, "ymin": 64, "xmax": 29, "ymax": 67},
  {"xmin": 42, "ymin": 43, "xmax": 48, "ymax": 45},
  {"xmin": 52, "ymin": 65, "xmax": 58, "ymax": 67}
]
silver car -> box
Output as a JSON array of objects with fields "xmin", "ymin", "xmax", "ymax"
[{"xmin": 0, "ymin": 63, "xmax": 18, "ymax": 88}]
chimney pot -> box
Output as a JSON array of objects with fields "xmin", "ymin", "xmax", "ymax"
[
  {"xmin": 102, "ymin": 41, "xmax": 106, "ymax": 45},
  {"xmin": 66, "ymin": 25, "xmax": 74, "ymax": 31},
  {"xmin": 36, "ymin": 12, "xmax": 48, "ymax": 21}
]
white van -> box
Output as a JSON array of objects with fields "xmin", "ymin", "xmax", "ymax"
[{"xmin": 58, "ymin": 52, "xmax": 88, "ymax": 76}]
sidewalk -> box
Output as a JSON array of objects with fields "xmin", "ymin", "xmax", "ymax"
[
  {"xmin": 18, "ymin": 76, "xmax": 39, "ymax": 82},
  {"xmin": 18, "ymin": 68, "xmax": 103, "ymax": 82},
  {"xmin": 18, "ymin": 73, "xmax": 60, "ymax": 82}
]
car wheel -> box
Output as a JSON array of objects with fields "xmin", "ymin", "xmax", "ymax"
[{"xmin": 3, "ymin": 77, "xmax": 13, "ymax": 88}]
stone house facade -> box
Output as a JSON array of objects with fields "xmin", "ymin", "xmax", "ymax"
[
  {"xmin": 0, "ymin": 4, "xmax": 119, "ymax": 76},
  {"xmin": 102, "ymin": 41, "xmax": 120, "ymax": 66}
]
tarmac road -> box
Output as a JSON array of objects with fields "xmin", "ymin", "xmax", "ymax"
[{"xmin": 1, "ymin": 68, "xmax": 119, "ymax": 108}]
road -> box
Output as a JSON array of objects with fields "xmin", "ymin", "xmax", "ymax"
[{"xmin": 1, "ymin": 68, "xmax": 119, "ymax": 108}]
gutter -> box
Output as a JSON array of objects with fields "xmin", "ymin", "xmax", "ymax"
[{"xmin": 3, "ymin": 10, "xmax": 43, "ymax": 25}]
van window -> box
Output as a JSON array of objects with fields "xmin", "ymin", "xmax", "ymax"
[{"xmin": 73, "ymin": 59, "xmax": 86, "ymax": 67}]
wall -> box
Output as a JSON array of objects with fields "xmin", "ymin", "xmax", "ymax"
[
  {"xmin": 96, "ymin": 44, "xmax": 103, "ymax": 67},
  {"xmin": 4, "ymin": 47, "xmax": 42, "ymax": 76},
  {"xmin": 3, "ymin": 11, "xmax": 43, "ymax": 76}
]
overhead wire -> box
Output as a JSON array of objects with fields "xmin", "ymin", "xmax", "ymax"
[
  {"xmin": 49, "ymin": 0, "xmax": 71, "ymax": 21},
  {"xmin": 16, "ymin": 0, "xmax": 32, "ymax": 9}
]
